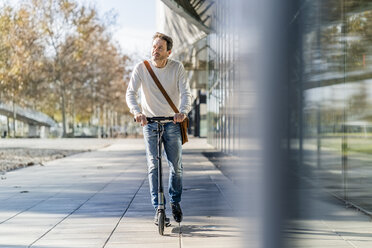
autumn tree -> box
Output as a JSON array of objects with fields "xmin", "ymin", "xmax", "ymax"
[
  {"xmin": 0, "ymin": 5, "xmax": 45, "ymax": 136},
  {"xmin": 0, "ymin": 0, "xmax": 131, "ymax": 137},
  {"xmin": 31, "ymin": 0, "xmax": 130, "ymax": 137}
]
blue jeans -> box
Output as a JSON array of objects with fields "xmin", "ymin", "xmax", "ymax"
[{"xmin": 143, "ymin": 122, "xmax": 183, "ymax": 210}]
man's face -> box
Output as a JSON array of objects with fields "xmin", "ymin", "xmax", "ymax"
[{"xmin": 151, "ymin": 38, "xmax": 171, "ymax": 61}]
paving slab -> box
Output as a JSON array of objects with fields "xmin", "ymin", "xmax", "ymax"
[{"xmin": 0, "ymin": 138, "xmax": 241, "ymax": 248}]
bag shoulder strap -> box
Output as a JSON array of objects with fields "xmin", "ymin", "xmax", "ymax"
[{"xmin": 143, "ymin": 60, "xmax": 179, "ymax": 113}]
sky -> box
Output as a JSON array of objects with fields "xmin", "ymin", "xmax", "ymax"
[
  {"xmin": 8, "ymin": 0, "xmax": 158, "ymax": 60},
  {"xmin": 79, "ymin": 0, "xmax": 158, "ymax": 60}
]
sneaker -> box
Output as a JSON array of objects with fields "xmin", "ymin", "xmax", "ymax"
[
  {"xmin": 170, "ymin": 203, "xmax": 183, "ymax": 223},
  {"xmin": 154, "ymin": 211, "xmax": 170, "ymax": 226}
]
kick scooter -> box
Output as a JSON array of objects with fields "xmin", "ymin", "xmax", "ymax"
[{"xmin": 135, "ymin": 116, "xmax": 174, "ymax": 235}]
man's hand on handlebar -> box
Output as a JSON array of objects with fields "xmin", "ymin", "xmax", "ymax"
[
  {"xmin": 135, "ymin": 113, "xmax": 148, "ymax": 126},
  {"xmin": 134, "ymin": 113, "xmax": 185, "ymax": 125},
  {"xmin": 173, "ymin": 113, "xmax": 186, "ymax": 124}
]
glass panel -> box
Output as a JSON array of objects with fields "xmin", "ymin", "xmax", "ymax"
[
  {"xmin": 302, "ymin": 0, "xmax": 345, "ymax": 198},
  {"xmin": 344, "ymin": 3, "xmax": 372, "ymax": 210},
  {"xmin": 301, "ymin": 0, "xmax": 372, "ymax": 213}
]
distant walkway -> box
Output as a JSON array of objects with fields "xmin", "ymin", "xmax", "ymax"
[
  {"xmin": 0, "ymin": 138, "xmax": 241, "ymax": 248},
  {"xmin": 0, "ymin": 102, "xmax": 56, "ymax": 127}
]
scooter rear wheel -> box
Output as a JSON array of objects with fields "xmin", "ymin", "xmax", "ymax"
[{"xmin": 158, "ymin": 210, "xmax": 165, "ymax": 235}]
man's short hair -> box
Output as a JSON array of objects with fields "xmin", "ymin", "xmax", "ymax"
[{"xmin": 153, "ymin": 32, "xmax": 173, "ymax": 51}]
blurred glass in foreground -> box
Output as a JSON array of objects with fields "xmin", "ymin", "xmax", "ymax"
[{"xmin": 205, "ymin": 0, "xmax": 372, "ymax": 247}]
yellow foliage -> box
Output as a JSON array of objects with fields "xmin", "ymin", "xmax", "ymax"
[{"xmin": 0, "ymin": 0, "xmax": 131, "ymax": 123}]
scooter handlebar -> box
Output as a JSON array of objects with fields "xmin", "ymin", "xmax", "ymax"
[{"xmin": 133, "ymin": 116, "xmax": 174, "ymax": 122}]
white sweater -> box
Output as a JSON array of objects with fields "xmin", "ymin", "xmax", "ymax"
[{"xmin": 126, "ymin": 59, "xmax": 192, "ymax": 117}]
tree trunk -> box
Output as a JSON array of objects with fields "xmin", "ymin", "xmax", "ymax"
[
  {"xmin": 103, "ymin": 104, "xmax": 107, "ymax": 138},
  {"xmin": 71, "ymin": 83, "xmax": 75, "ymax": 137},
  {"xmin": 6, "ymin": 116, "xmax": 10, "ymax": 138},
  {"xmin": 12, "ymin": 99, "xmax": 16, "ymax": 138},
  {"xmin": 61, "ymin": 83, "xmax": 67, "ymax": 137}
]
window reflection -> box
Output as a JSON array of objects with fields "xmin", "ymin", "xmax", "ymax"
[{"xmin": 301, "ymin": 0, "xmax": 372, "ymax": 214}]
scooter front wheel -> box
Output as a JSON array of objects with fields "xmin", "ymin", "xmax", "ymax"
[{"xmin": 158, "ymin": 210, "xmax": 165, "ymax": 235}]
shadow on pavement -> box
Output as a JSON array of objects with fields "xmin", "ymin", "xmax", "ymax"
[{"xmin": 171, "ymin": 224, "xmax": 239, "ymax": 238}]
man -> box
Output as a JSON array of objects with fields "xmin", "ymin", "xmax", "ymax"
[{"xmin": 126, "ymin": 32, "xmax": 191, "ymax": 225}]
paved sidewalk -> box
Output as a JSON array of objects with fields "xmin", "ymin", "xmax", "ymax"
[{"xmin": 0, "ymin": 138, "xmax": 242, "ymax": 248}]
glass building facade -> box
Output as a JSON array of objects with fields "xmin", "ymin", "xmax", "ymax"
[
  {"xmin": 206, "ymin": 2, "xmax": 238, "ymax": 154},
  {"xmin": 158, "ymin": 0, "xmax": 239, "ymax": 154},
  {"xmin": 157, "ymin": 1, "xmax": 209, "ymax": 138},
  {"xmin": 292, "ymin": 0, "xmax": 372, "ymax": 214},
  {"xmin": 166, "ymin": 0, "xmax": 372, "ymax": 214}
]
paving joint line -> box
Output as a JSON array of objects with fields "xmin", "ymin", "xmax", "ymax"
[
  {"xmin": 102, "ymin": 176, "xmax": 146, "ymax": 248},
  {"xmin": 208, "ymin": 174, "xmax": 234, "ymax": 211},
  {"xmin": 28, "ymin": 166, "xmax": 137, "ymax": 248},
  {"xmin": 28, "ymin": 183, "xmax": 111, "ymax": 247},
  {"xmin": 178, "ymin": 222, "xmax": 182, "ymax": 248},
  {"xmin": 0, "ymin": 182, "xmax": 86, "ymax": 225},
  {"xmin": 292, "ymin": 169, "xmax": 372, "ymax": 217},
  {"xmin": 321, "ymin": 220, "xmax": 358, "ymax": 248}
]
